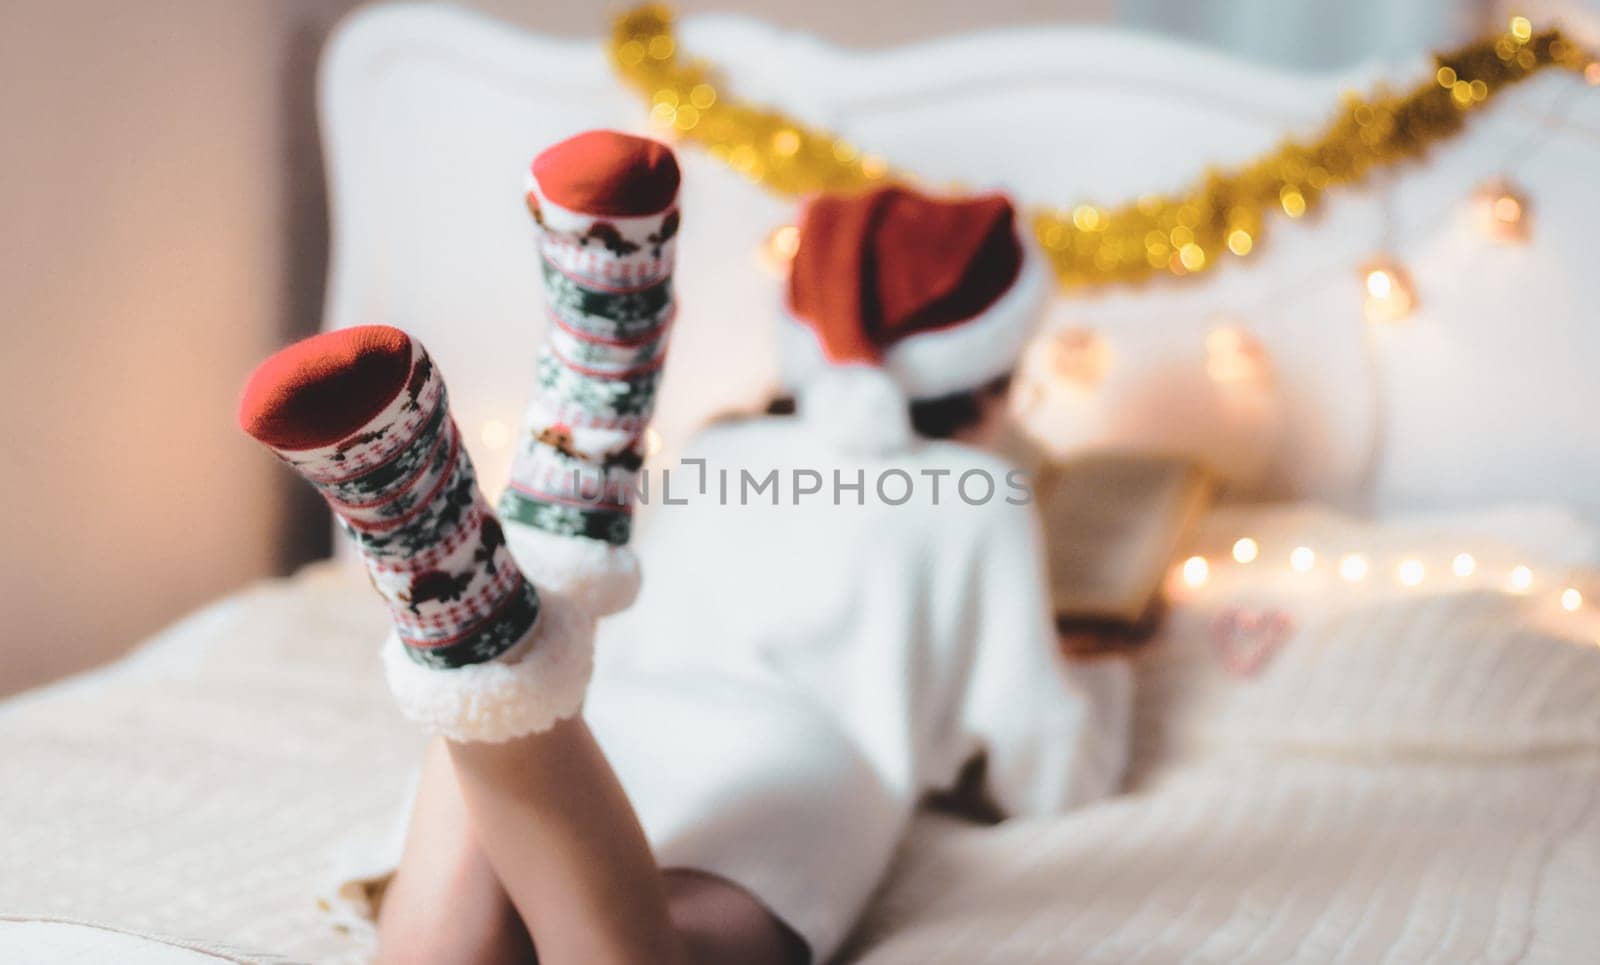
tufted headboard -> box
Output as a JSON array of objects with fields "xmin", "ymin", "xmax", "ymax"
[{"xmin": 320, "ymin": 3, "xmax": 1600, "ymax": 528}]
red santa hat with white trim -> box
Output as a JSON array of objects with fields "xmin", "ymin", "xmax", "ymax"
[{"xmin": 779, "ymin": 184, "xmax": 1049, "ymax": 453}]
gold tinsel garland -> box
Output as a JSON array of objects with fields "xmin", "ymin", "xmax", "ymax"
[{"xmin": 610, "ymin": 6, "xmax": 1595, "ymax": 288}]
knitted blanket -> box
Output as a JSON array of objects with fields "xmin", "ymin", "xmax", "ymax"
[
  {"xmin": 843, "ymin": 504, "xmax": 1600, "ymax": 962},
  {"xmin": 2, "ymin": 505, "xmax": 1597, "ymax": 962}
]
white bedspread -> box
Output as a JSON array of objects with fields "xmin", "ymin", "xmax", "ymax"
[
  {"xmin": 3, "ymin": 505, "xmax": 1598, "ymax": 963},
  {"xmin": 0, "ymin": 566, "xmax": 413, "ymax": 964}
]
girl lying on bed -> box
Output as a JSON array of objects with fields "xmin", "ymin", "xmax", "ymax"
[{"xmin": 237, "ymin": 131, "xmax": 1129, "ymax": 965}]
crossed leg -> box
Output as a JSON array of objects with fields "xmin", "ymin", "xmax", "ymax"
[
  {"xmin": 377, "ymin": 740, "xmax": 534, "ymax": 965},
  {"xmin": 378, "ymin": 729, "xmax": 808, "ymax": 965}
]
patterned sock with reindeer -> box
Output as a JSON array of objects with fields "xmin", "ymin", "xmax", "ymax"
[
  {"xmin": 499, "ymin": 130, "xmax": 681, "ymax": 616},
  {"xmin": 239, "ymin": 325, "xmax": 593, "ymax": 742}
]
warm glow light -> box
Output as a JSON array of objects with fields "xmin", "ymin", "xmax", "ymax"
[
  {"xmin": 1182, "ymin": 555, "xmax": 1210, "ymax": 587},
  {"xmin": 1398, "ymin": 559, "xmax": 1426, "ymax": 586},
  {"xmin": 1044, "ymin": 328, "xmax": 1113, "ymax": 388},
  {"xmin": 1206, "ymin": 326, "xmax": 1269, "ymax": 384},
  {"xmin": 1072, "ymin": 205, "xmax": 1105, "ymax": 231},
  {"xmin": 1510, "ymin": 16, "xmax": 1533, "ymax": 42},
  {"xmin": 643, "ymin": 428, "xmax": 664, "ymax": 458},
  {"xmin": 1280, "ymin": 186, "xmax": 1307, "ymax": 218},
  {"xmin": 1232, "ymin": 538, "xmax": 1260, "ymax": 564},
  {"xmin": 1587, "ymin": 62, "xmax": 1600, "ymax": 86},
  {"xmin": 1560, "ymin": 588, "xmax": 1582, "ymax": 612},
  {"xmin": 689, "ymin": 83, "xmax": 716, "ymax": 109},
  {"xmin": 1178, "ymin": 243, "xmax": 1207, "ymax": 271},
  {"xmin": 1452, "ymin": 553, "xmax": 1477, "ymax": 577},
  {"xmin": 759, "ymin": 224, "xmax": 802, "ymax": 276},
  {"xmin": 766, "ymin": 224, "xmax": 800, "ymax": 261},
  {"xmin": 1290, "ymin": 546, "xmax": 1316, "ymax": 572},
  {"xmin": 1474, "ymin": 179, "xmax": 1531, "ymax": 243},
  {"xmin": 480, "ymin": 419, "xmax": 511, "ymax": 451},
  {"xmin": 648, "ymin": 102, "xmax": 677, "ymax": 128},
  {"xmin": 1510, "ymin": 565, "xmax": 1534, "ymax": 592},
  {"xmin": 1339, "ymin": 554, "xmax": 1369, "ymax": 582},
  {"xmin": 1227, "ymin": 229, "xmax": 1254, "ymax": 256},
  {"xmin": 1360, "ymin": 257, "xmax": 1417, "ymax": 323}
]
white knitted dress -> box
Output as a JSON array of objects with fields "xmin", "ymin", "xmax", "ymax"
[{"xmin": 584, "ymin": 417, "xmax": 1132, "ymax": 962}]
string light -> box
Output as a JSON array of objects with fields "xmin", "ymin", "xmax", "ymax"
[
  {"xmin": 1473, "ymin": 178, "xmax": 1531, "ymax": 243},
  {"xmin": 480, "ymin": 419, "xmax": 511, "ymax": 451},
  {"xmin": 1360, "ymin": 256, "xmax": 1417, "ymax": 323},
  {"xmin": 611, "ymin": 6, "xmax": 1592, "ymax": 289},
  {"xmin": 1045, "ymin": 328, "xmax": 1112, "ymax": 388},
  {"xmin": 759, "ymin": 223, "xmax": 800, "ymax": 275},
  {"xmin": 1191, "ymin": 539, "xmax": 1590, "ymax": 626},
  {"xmin": 1206, "ymin": 326, "xmax": 1270, "ymax": 384},
  {"xmin": 1339, "ymin": 554, "xmax": 1370, "ymax": 582}
]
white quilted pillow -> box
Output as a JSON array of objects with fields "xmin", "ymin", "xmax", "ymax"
[{"xmin": 1130, "ymin": 504, "xmax": 1600, "ymax": 777}]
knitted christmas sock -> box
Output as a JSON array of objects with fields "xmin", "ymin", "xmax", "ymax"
[
  {"xmin": 499, "ymin": 130, "xmax": 681, "ymax": 617},
  {"xmin": 239, "ymin": 325, "xmax": 592, "ymax": 742}
]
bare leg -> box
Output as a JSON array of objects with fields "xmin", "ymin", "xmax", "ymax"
[
  {"xmin": 388, "ymin": 728, "xmax": 809, "ymax": 965},
  {"xmin": 664, "ymin": 870, "xmax": 810, "ymax": 965},
  {"xmin": 241, "ymin": 308, "xmax": 798, "ymax": 960},
  {"xmin": 378, "ymin": 740, "xmax": 534, "ymax": 965},
  {"xmin": 447, "ymin": 715, "xmax": 687, "ymax": 965}
]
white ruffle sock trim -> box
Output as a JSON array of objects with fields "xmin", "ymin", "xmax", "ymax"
[
  {"xmin": 503, "ymin": 524, "xmax": 641, "ymax": 618},
  {"xmin": 381, "ymin": 591, "xmax": 595, "ymax": 743}
]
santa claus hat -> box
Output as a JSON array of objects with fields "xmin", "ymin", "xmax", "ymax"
[{"xmin": 780, "ymin": 184, "xmax": 1048, "ymax": 453}]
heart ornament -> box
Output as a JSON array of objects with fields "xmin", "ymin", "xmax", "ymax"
[{"xmin": 1210, "ymin": 608, "xmax": 1293, "ymax": 679}]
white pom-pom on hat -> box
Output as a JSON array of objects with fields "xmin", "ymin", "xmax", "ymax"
[{"xmin": 798, "ymin": 365, "xmax": 914, "ymax": 455}]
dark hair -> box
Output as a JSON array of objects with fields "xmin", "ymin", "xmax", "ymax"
[{"xmin": 762, "ymin": 373, "xmax": 1012, "ymax": 440}]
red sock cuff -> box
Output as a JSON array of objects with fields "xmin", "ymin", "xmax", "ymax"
[{"xmin": 238, "ymin": 325, "xmax": 414, "ymax": 451}]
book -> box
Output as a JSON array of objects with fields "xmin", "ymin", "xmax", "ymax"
[{"xmin": 1033, "ymin": 451, "xmax": 1214, "ymax": 651}]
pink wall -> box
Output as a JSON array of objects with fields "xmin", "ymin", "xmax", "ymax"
[{"xmin": 0, "ymin": 0, "xmax": 360, "ymax": 694}]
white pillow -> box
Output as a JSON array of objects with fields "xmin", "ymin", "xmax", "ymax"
[{"xmin": 1130, "ymin": 504, "xmax": 1600, "ymax": 779}]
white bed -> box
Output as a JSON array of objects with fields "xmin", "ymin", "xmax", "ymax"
[
  {"xmin": 5, "ymin": 4, "xmax": 1600, "ymax": 961},
  {"xmin": 4, "ymin": 504, "xmax": 1598, "ymax": 963}
]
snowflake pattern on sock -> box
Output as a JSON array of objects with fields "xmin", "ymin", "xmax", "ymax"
[
  {"xmin": 270, "ymin": 342, "xmax": 542, "ymax": 668},
  {"xmin": 501, "ymin": 195, "xmax": 678, "ymax": 546}
]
